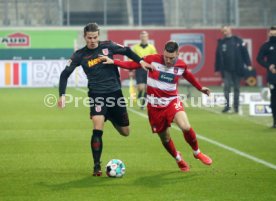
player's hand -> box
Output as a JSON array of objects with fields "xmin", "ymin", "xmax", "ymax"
[
  {"xmin": 247, "ymin": 66, "xmax": 253, "ymax": 71},
  {"xmin": 99, "ymin": 55, "xmax": 114, "ymax": 64},
  {"xmin": 200, "ymin": 87, "xmax": 211, "ymax": 96},
  {"xmin": 269, "ymin": 64, "xmax": 276, "ymax": 74},
  {"xmin": 58, "ymin": 96, "xmax": 65, "ymax": 109},
  {"xmin": 140, "ymin": 60, "xmax": 154, "ymax": 71}
]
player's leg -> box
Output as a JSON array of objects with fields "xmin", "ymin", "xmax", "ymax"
[
  {"xmin": 271, "ymin": 84, "xmax": 276, "ymax": 128},
  {"xmin": 136, "ymin": 69, "xmax": 147, "ymax": 110},
  {"xmin": 222, "ymin": 71, "xmax": 231, "ymax": 112},
  {"xmin": 138, "ymin": 83, "xmax": 146, "ymax": 109},
  {"xmin": 89, "ymin": 92, "xmax": 107, "ymax": 176},
  {"xmin": 137, "ymin": 83, "xmax": 144, "ymax": 99},
  {"xmin": 158, "ymin": 128, "xmax": 177, "ymax": 158},
  {"xmin": 158, "ymin": 129, "xmax": 189, "ymax": 172},
  {"xmin": 108, "ymin": 90, "xmax": 130, "ymax": 136},
  {"xmin": 233, "ymin": 74, "xmax": 241, "ymax": 113},
  {"xmin": 174, "ymin": 111, "xmax": 212, "ymax": 165},
  {"xmin": 112, "ymin": 124, "xmax": 130, "ymax": 137},
  {"xmin": 91, "ymin": 115, "xmax": 105, "ymax": 176},
  {"xmin": 140, "ymin": 71, "xmax": 148, "ymax": 109}
]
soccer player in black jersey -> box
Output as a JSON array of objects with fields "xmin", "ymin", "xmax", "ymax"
[{"xmin": 58, "ymin": 23, "xmax": 150, "ymax": 176}]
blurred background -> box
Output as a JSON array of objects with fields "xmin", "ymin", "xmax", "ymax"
[
  {"xmin": 0, "ymin": 0, "xmax": 275, "ymax": 118},
  {"xmin": 0, "ymin": 0, "xmax": 275, "ymax": 27}
]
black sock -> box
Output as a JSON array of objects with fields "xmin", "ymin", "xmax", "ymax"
[
  {"xmin": 141, "ymin": 92, "xmax": 147, "ymax": 107},
  {"xmin": 91, "ymin": 129, "xmax": 103, "ymax": 165},
  {"xmin": 138, "ymin": 91, "xmax": 142, "ymax": 99}
]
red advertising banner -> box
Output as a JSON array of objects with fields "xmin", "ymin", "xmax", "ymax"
[{"xmin": 108, "ymin": 28, "xmax": 268, "ymax": 86}]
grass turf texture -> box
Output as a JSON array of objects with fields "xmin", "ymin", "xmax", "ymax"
[{"xmin": 0, "ymin": 87, "xmax": 276, "ymax": 201}]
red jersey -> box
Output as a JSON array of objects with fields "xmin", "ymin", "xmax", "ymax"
[{"xmin": 114, "ymin": 54, "xmax": 202, "ymax": 108}]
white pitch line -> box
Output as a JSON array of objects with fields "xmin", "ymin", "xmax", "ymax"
[
  {"xmin": 127, "ymin": 107, "xmax": 276, "ymax": 170},
  {"xmin": 75, "ymin": 88, "xmax": 276, "ymax": 170}
]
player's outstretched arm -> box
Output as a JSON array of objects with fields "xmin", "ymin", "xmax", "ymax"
[
  {"xmin": 58, "ymin": 67, "xmax": 75, "ymax": 109},
  {"xmin": 200, "ymin": 87, "xmax": 211, "ymax": 96},
  {"xmin": 99, "ymin": 55, "xmax": 141, "ymax": 70},
  {"xmin": 183, "ymin": 69, "xmax": 210, "ymax": 96}
]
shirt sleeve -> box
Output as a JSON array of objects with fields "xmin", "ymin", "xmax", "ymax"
[
  {"xmin": 59, "ymin": 52, "xmax": 81, "ymax": 96},
  {"xmin": 183, "ymin": 69, "xmax": 202, "ymax": 91},
  {"xmin": 110, "ymin": 41, "xmax": 142, "ymax": 63},
  {"xmin": 257, "ymin": 44, "xmax": 270, "ymax": 69},
  {"xmin": 215, "ymin": 40, "xmax": 222, "ymax": 72},
  {"xmin": 240, "ymin": 40, "xmax": 251, "ymax": 66},
  {"xmin": 114, "ymin": 60, "xmax": 141, "ymax": 70}
]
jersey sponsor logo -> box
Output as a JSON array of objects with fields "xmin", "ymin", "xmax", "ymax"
[
  {"xmin": 88, "ymin": 58, "xmax": 102, "ymax": 68},
  {"xmin": 171, "ymin": 33, "xmax": 205, "ymax": 74},
  {"xmin": 174, "ymin": 67, "xmax": 179, "ymax": 74},
  {"xmin": 0, "ymin": 32, "xmax": 30, "ymax": 47},
  {"xmin": 158, "ymin": 72, "xmax": 175, "ymax": 83},
  {"xmin": 102, "ymin": 48, "xmax": 109, "ymax": 55}
]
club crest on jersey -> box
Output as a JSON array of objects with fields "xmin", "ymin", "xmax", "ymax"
[
  {"xmin": 174, "ymin": 67, "xmax": 178, "ymax": 74},
  {"xmin": 171, "ymin": 33, "xmax": 205, "ymax": 74},
  {"xmin": 102, "ymin": 48, "xmax": 109, "ymax": 56},
  {"xmin": 95, "ymin": 105, "xmax": 102, "ymax": 112}
]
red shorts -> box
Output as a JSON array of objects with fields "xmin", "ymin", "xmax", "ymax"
[{"xmin": 147, "ymin": 98, "xmax": 184, "ymax": 133}]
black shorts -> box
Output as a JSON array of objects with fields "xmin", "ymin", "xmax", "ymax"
[
  {"xmin": 136, "ymin": 68, "xmax": 147, "ymax": 84},
  {"xmin": 88, "ymin": 90, "xmax": 129, "ymax": 127}
]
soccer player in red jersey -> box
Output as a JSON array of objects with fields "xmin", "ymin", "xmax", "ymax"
[{"xmin": 100, "ymin": 41, "xmax": 212, "ymax": 172}]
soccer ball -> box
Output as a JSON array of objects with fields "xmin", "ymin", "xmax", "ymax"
[{"xmin": 105, "ymin": 159, "xmax": 126, "ymax": 178}]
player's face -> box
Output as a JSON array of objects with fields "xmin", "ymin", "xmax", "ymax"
[
  {"xmin": 163, "ymin": 50, "xmax": 178, "ymax": 67},
  {"xmin": 221, "ymin": 26, "xmax": 232, "ymax": 37},
  {"xmin": 269, "ymin": 30, "xmax": 276, "ymax": 37},
  {"xmin": 140, "ymin": 33, "xmax": 149, "ymax": 44},
  {"xmin": 84, "ymin": 31, "xmax": 99, "ymax": 49}
]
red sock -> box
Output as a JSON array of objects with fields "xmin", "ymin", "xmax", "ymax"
[
  {"xmin": 162, "ymin": 138, "xmax": 177, "ymax": 158},
  {"xmin": 183, "ymin": 128, "xmax": 199, "ymax": 151}
]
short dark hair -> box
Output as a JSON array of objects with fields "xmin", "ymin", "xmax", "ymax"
[
  {"xmin": 164, "ymin": 41, "xmax": 179, "ymax": 53},
  {"xmin": 270, "ymin": 26, "xmax": 276, "ymax": 30},
  {"xmin": 84, "ymin": 23, "xmax": 100, "ymax": 35},
  {"xmin": 221, "ymin": 24, "xmax": 230, "ymax": 28}
]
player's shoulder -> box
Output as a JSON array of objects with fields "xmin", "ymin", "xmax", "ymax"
[
  {"xmin": 148, "ymin": 44, "xmax": 156, "ymax": 48},
  {"xmin": 100, "ymin": 40, "xmax": 124, "ymax": 48},
  {"xmin": 99, "ymin": 40, "xmax": 112, "ymax": 45},
  {"xmin": 233, "ymin": 35, "xmax": 243, "ymax": 42},
  {"xmin": 71, "ymin": 46, "xmax": 86, "ymax": 59},
  {"xmin": 143, "ymin": 53, "xmax": 161, "ymax": 62},
  {"xmin": 260, "ymin": 41, "xmax": 270, "ymax": 50},
  {"xmin": 175, "ymin": 59, "xmax": 187, "ymax": 69},
  {"xmin": 75, "ymin": 46, "xmax": 86, "ymax": 54},
  {"xmin": 133, "ymin": 43, "xmax": 140, "ymax": 48}
]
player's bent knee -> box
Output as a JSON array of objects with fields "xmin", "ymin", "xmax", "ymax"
[
  {"xmin": 181, "ymin": 125, "xmax": 191, "ymax": 132},
  {"xmin": 119, "ymin": 127, "xmax": 130, "ymax": 137}
]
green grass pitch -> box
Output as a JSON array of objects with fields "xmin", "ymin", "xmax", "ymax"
[{"xmin": 0, "ymin": 87, "xmax": 276, "ymax": 201}]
